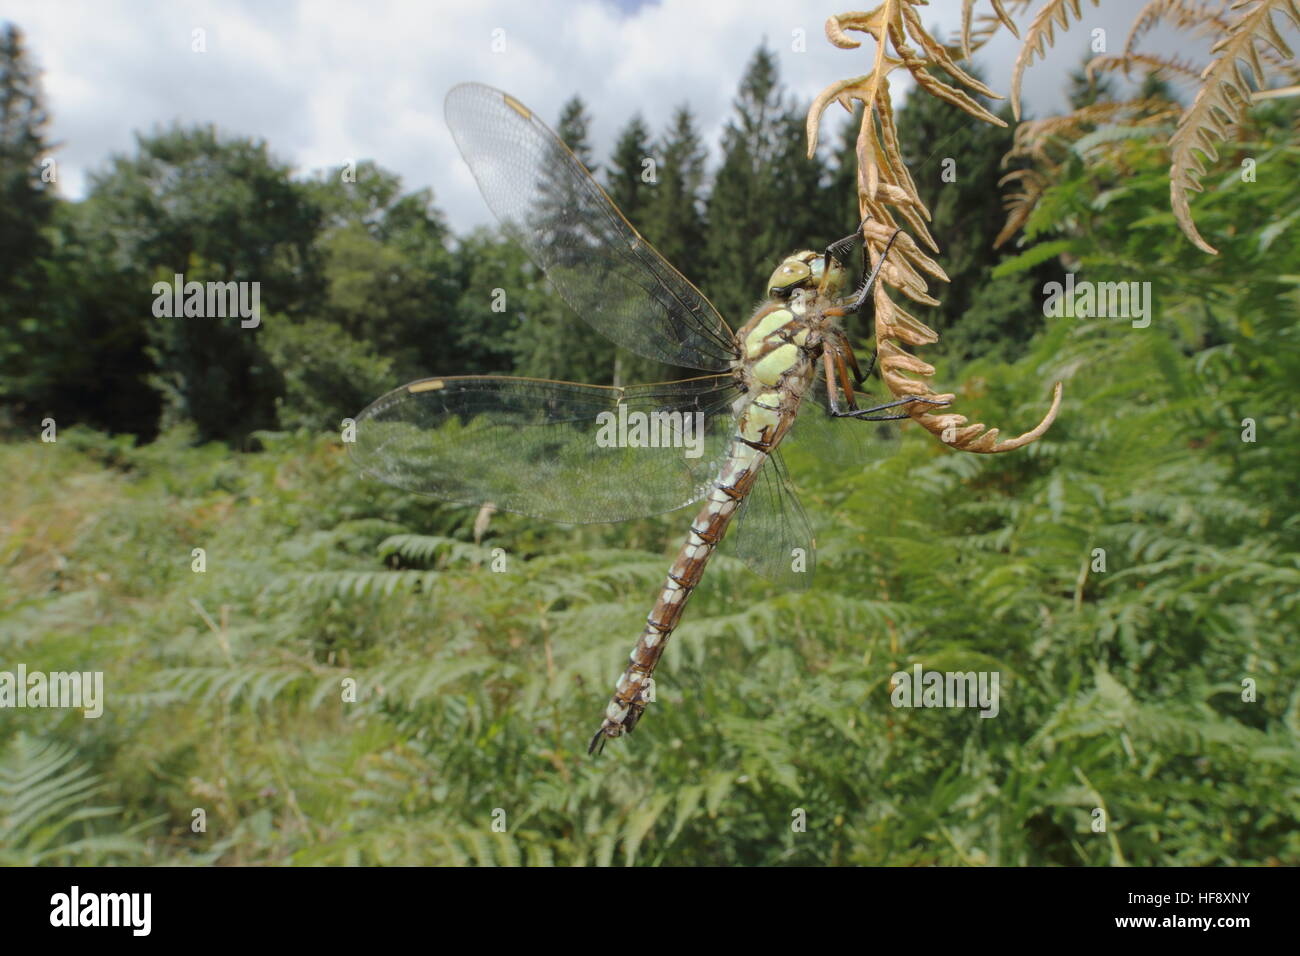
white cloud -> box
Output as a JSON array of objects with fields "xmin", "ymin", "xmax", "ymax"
[{"xmin": 4, "ymin": 0, "xmax": 1198, "ymax": 232}]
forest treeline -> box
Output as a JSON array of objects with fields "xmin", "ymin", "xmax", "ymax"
[{"xmin": 2, "ymin": 24, "xmax": 1053, "ymax": 443}]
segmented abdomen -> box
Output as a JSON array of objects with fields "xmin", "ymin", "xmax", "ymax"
[
  {"xmin": 587, "ymin": 384, "xmax": 797, "ymax": 753},
  {"xmin": 587, "ymin": 299, "xmax": 819, "ymax": 753}
]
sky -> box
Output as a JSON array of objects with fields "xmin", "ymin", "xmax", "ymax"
[{"xmin": 4, "ymin": 0, "xmax": 1203, "ymax": 234}]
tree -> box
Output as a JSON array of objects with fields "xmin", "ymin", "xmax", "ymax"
[
  {"xmin": 508, "ymin": 95, "xmax": 622, "ymax": 384},
  {"xmin": 0, "ymin": 26, "xmax": 160, "ymax": 436},
  {"xmin": 0, "ymin": 200, "xmax": 163, "ymax": 436},
  {"xmin": 304, "ymin": 160, "xmax": 458, "ymax": 387},
  {"xmin": 84, "ymin": 125, "xmax": 322, "ymax": 442},
  {"xmin": 557, "ymin": 96, "xmax": 596, "ymax": 170},
  {"xmin": 704, "ymin": 45, "xmax": 834, "ymax": 326},
  {"xmin": 1067, "ymin": 53, "xmax": 1117, "ymax": 110},
  {"xmin": 451, "ymin": 225, "xmax": 539, "ymax": 375},
  {"xmin": 894, "ymin": 62, "xmax": 1045, "ymax": 360},
  {"xmin": 605, "ymin": 114, "xmax": 653, "ymax": 227},
  {"xmin": 0, "ymin": 24, "xmax": 53, "ymax": 315}
]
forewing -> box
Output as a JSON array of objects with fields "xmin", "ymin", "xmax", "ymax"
[
  {"xmin": 727, "ymin": 451, "xmax": 816, "ymax": 590},
  {"xmin": 445, "ymin": 83, "xmax": 737, "ymax": 371},
  {"xmin": 351, "ymin": 375, "xmax": 741, "ymax": 524}
]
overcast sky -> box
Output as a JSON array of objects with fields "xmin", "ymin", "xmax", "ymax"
[{"xmin": 6, "ymin": 0, "xmax": 1204, "ymax": 233}]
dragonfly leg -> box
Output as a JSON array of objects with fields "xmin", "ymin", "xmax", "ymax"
[
  {"xmin": 840, "ymin": 335, "xmax": 865, "ymax": 386},
  {"xmin": 821, "ymin": 214, "xmax": 874, "ymax": 274},
  {"xmin": 858, "ymin": 348, "xmax": 878, "ymax": 384},
  {"xmin": 839, "ymin": 227, "xmax": 903, "ymax": 313},
  {"xmin": 830, "ymin": 394, "xmax": 950, "ymax": 421},
  {"xmin": 821, "ymin": 347, "xmax": 855, "ymax": 413},
  {"xmin": 822, "ymin": 348, "xmax": 947, "ymax": 420},
  {"xmin": 826, "ymin": 327, "xmax": 868, "ymax": 386}
]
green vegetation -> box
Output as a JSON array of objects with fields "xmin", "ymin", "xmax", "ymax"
[{"xmin": 1, "ymin": 23, "xmax": 1297, "ymax": 865}]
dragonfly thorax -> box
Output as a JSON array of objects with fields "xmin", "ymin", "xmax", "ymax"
[{"xmin": 766, "ymin": 249, "xmax": 849, "ymax": 300}]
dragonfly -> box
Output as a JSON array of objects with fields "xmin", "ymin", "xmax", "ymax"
[{"xmin": 350, "ymin": 82, "xmax": 945, "ymax": 754}]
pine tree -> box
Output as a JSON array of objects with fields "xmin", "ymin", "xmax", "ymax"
[
  {"xmin": 704, "ymin": 47, "xmax": 780, "ymax": 324},
  {"xmin": 1067, "ymin": 53, "xmax": 1116, "ymax": 110},
  {"xmin": 641, "ymin": 105, "xmax": 708, "ymax": 286},
  {"xmin": 704, "ymin": 45, "xmax": 832, "ymax": 326},
  {"xmin": 894, "ymin": 62, "xmax": 1042, "ymax": 360},
  {"xmin": 557, "ymin": 95, "xmax": 596, "ymax": 169},
  {"xmin": 602, "ymin": 113, "xmax": 675, "ymax": 385},
  {"xmin": 508, "ymin": 95, "xmax": 619, "ymax": 384},
  {"xmin": 1137, "ymin": 70, "xmax": 1177, "ymax": 108},
  {"xmin": 0, "ymin": 26, "xmax": 162, "ymax": 435},
  {"xmin": 605, "ymin": 114, "xmax": 653, "ymax": 226},
  {"xmin": 615, "ymin": 105, "xmax": 711, "ymax": 386},
  {"xmin": 0, "ymin": 24, "xmax": 54, "ymax": 314}
]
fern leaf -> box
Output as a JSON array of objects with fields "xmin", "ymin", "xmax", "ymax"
[
  {"xmin": 1126, "ymin": 0, "xmax": 1234, "ymax": 54},
  {"xmin": 815, "ymin": 3, "xmax": 1061, "ymax": 455},
  {"xmin": 995, "ymin": 168, "xmax": 1051, "ymax": 248},
  {"xmin": 1087, "ymin": 52, "xmax": 1205, "ymax": 84},
  {"xmin": 1071, "ymin": 123, "xmax": 1177, "ymax": 156},
  {"xmin": 1011, "ymin": 0, "xmax": 1102, "ymax": 120},
  {"xmin": 958, "ymin": 1, "xmax": 1029, "ymax": 60},
  {"xmin": 990, "ymin": 238, "xmax": 1074, "ymax": 277},
  {"xmin": 0, "ymin": 734, "xmax": 122, "ymax": 864},
  {"xmin": 1168, "ymin": 0, "xmax": 1300, "ymax": 254}
]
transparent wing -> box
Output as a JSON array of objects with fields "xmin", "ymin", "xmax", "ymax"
[
  {"xmin": 783, "ymin": 376, "xmax": 907, "ymax": 469},
  {"xmin": 727, "ymin": 451, "xmax": 816, "ymax": 590},
  {"xmin": 445, "ymin": 82, "xmax": 737, "ymax": 371},
  {"xmin": 351, "ymin": 374, "xmax": 742, "ymax": 524}
]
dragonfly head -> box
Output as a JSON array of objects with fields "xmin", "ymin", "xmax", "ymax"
[{"xmin": 767, "ymin": 250, "xmax": 849, "ymax": 300}]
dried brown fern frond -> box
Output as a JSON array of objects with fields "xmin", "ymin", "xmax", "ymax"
[
  {"xmin": 1125, "ymin": 0, "xmax": 1233, "ymax": 54},
  {"xmin": 1086, "ymin": 52, "xmax": 1206, "ymax": 85},
  {"xmin": 1011, "ymin": 0, "xmax": 1102, "ymax": 121},
  {"xmin": 1252, "ymin": 81, "xmax": 1300, "ymax": 98},
  {"xmin": 995, "ymin": 98, "xmax": 1181, "ymax": 241},
  {"xmin": 999, "ymin": 0, "xmax": 1299, "ymax": 255},
  {"xmin": 1005, "ymin": 98, "xmax": 1182, "ymax": 167},
  {"xmin": 1169, "ymin": 0, "xmax": 1300, "ymax": 253},
  {"xmin": 811, "ymin": 3, "xmax": 1062, "ymax": 455},
  {"xmin": 994, "ymin": 167, "xmax": 1051, "ymax": 248},
  {"xmin": 954, "ymin": 0, "xmax": 1029, "ymax": 61}
]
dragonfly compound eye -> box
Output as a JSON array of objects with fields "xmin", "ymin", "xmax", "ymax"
[{"xmin": 767, "ymin": 258, "xmax": 812, "ymax": 297}]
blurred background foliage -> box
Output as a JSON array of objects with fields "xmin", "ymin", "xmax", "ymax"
[{"xmin": 1, "ymin": 23, "xmax": 1297, "ymax": 864}]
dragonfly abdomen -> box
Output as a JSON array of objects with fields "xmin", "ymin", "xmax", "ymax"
[
  {"xmin": 588, "ymin": 327, "xmax": 816, "ymax": 753},
  {"xmin": 588, "ymin": 437, "xmax": 765, "ymax": 753}
]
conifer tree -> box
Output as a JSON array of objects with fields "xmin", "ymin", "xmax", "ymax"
[
  {"xmin": 509, "ymin": 95, "xmax": 619, "ymax": 383},
  {"xmin": 605, "ymin": 114, "xmax": 653, "ymax": 227},
  {"xmin": 557, "ymin": 95, "xmax": 596, "ymax": 170},
  {"xmin": 704, "ymin": 45, "xmax": 832, "ymax": 325},
  {"xmin": 0, "ymin": 24, "xmax": 54, "ymax": 313},
  {"xmin": 641, "ymin": 106, "xmax": 708, "ymax": 288},
  {"xmin": 894, "ymin": 62, "xmax": 1041, "ymax": 359}
]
